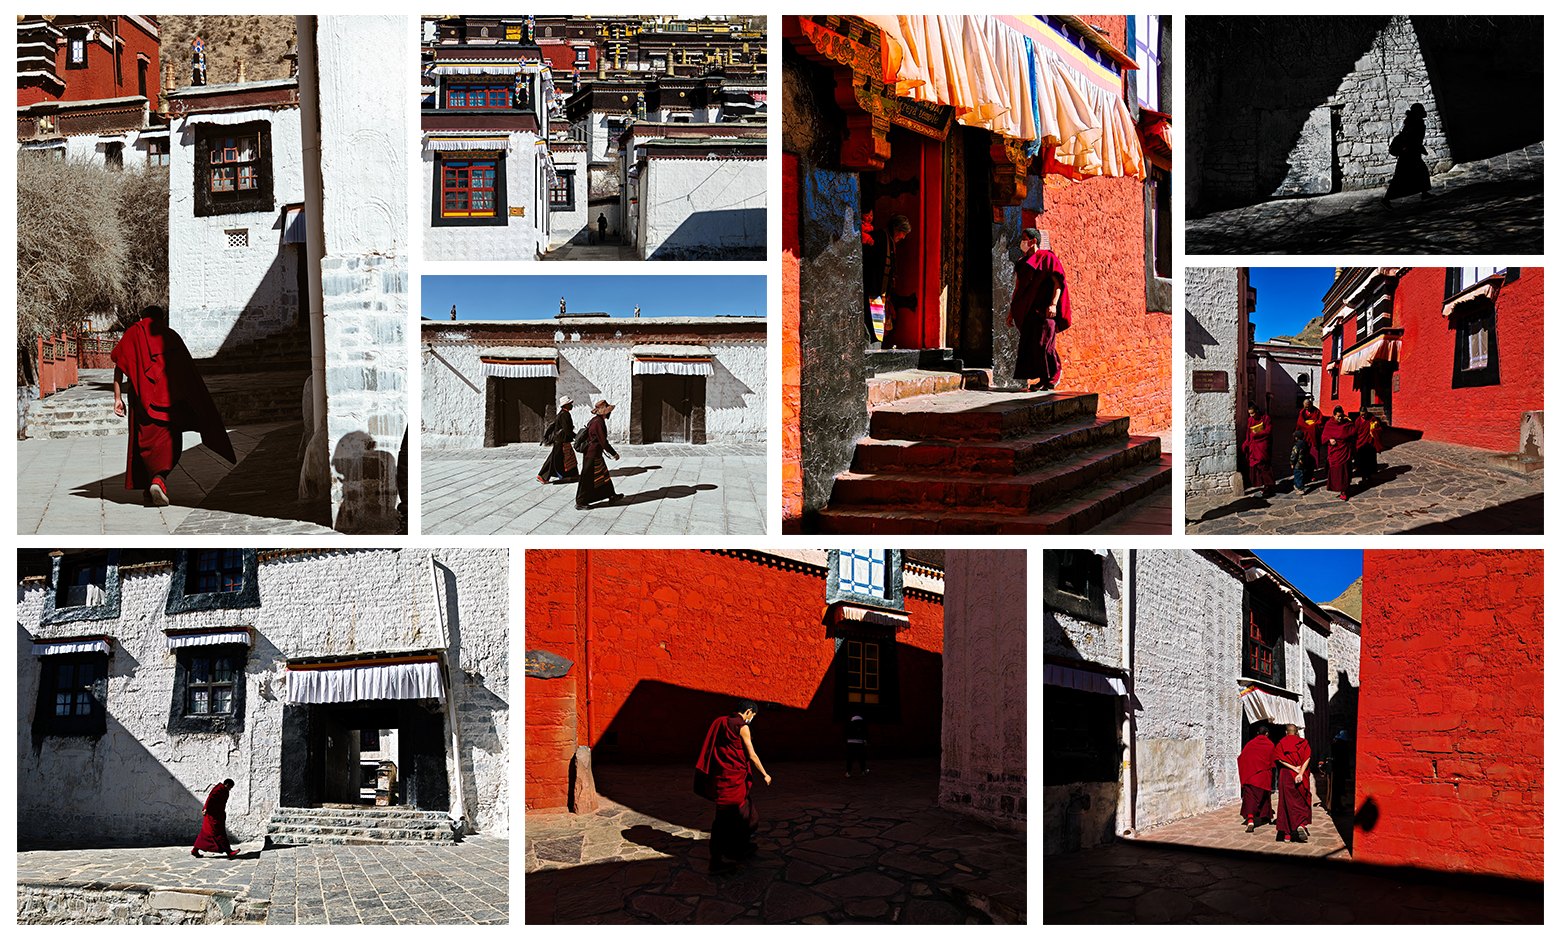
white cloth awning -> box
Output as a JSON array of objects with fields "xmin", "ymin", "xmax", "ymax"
[
  {"xmin": 632, "ymin": 344, "xmax": 714, "ymax": 376},
  {"xmin": 1339, "ymin": 333, "xmax": 1400, "ymax": 375},
  {"xmin": 424, "ymin": 135, "xmax": 513, "ymax": 153},
  {"xmin": 166, "ymin": 631, "xmax": 252, "ymax": 650},
  {"xmin": 33, "ymin": 639, "xmax": 110, "ymax": 656},
  {"xmin": 633, "ymin": 359, "xmax": 713, "ymax": 376},
  {"xmin": 1239, "ymin": 685, "xmax": 1305, "ymax": 727},
  {"xmin": 483, "ymin": 361, "xmax": 557, "ymax": 378},
  {"xmin": 1442, "ymin": 281, "xmax": 1499, "ymax": 318},
  {"xmin": 180, "ymin": 110, "xmax": 281, "ymax": 128},
  {"xmin": 431, "ymin": 64, "xmax": 525, "ymax": 76},
  {"xmin": 1044, "ymin": 662, "xmax": 1126, "ymax": 696},
  {"xmin": 481, "ymin": 346, "xmax": 558, "ymax": 379},
  {"xmin": 830, "ymin": 603, "xmax": 911, "ymax": 631},
  {"xmin": 287, "ymin": 659, "xmax": 444, "ymax": 704}
]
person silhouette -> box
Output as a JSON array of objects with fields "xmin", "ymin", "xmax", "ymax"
[{"xmin": 1382, "ymin": 103, "xmax": 1432, "ymax": 206}]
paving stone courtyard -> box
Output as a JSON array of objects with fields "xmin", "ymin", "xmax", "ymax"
[
  {"xmin": 1132, "ymin": 803, "xmax": 1351, "ymax": 861},
  {"xmin": 525, "ymin": 759, "xmax": 1025, "ymax": 924},
  {"xmin": 16, "ymin": 837, "xmax": 508, "ymax": 925},
  {"xmin": 422, "ymin": 442, "xmax": 766, "ymax": 535},
  {"xmin": 1186, "ymin": 438, "xmax": 1543, "ymax": 535},
  {"xmin": 1187, "ymin": 143, "xmax": 1544, "ymax": 255},
  {"xmin": 15, "ymin": 423, "xmax": 335, "ymax": 536}
]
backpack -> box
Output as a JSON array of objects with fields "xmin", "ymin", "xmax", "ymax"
[{"xmin": 572, "ymin": 424, "xmax": 591, "ymax": 453}]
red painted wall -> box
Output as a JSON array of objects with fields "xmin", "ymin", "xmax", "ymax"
[
  {"xmin": 1354, "ymin": 549, "xmax": 1543, "ymax": 881},
  {"xmin": 1319, "ymin": 306, "xmax": 1359, "ymax": 417},
  {"xmin": 1392, "ymin": 268, "xmax": 1543, "ymax": 451},
  {"xmin": 18, "ymin": 16, "xmax": 160, "ymax": 107},
  {"xmin": 781, "ymin": 153, "xmax": 803, "ymax": 530},
  {"xmin": 525, "ymin": 550, "xmax": 944, "ymax": 812}
]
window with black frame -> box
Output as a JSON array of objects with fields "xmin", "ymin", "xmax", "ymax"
[
  {"xmin": 1243, "ymin": 590, "xmax": 1285, "ymax": 685},
  {"xmin": 36, "ymin": 654, "xmax": 108, "ymax": 736},
  {"xmin": 189, "ymin": 549, "xmax": 246, "ymax": 595},
  {"xmin": 170, "ymin": 645, "xmax": 247, "ymax": 733}
]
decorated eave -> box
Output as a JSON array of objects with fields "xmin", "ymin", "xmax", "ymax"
[
  {"xmin": 632, "ymin": 344, "xmax": 714, "ymax": 376},
  {"xmin": 285, "ymin": 649, "xmax": 447, "ymax": 704},
  {"xmin": 480, "ymin": 346, "xmax": 558, "ymax": 378},
  {"xmin": 826, "ymin": 599, "xmax": 911, "ymax": 633},
  {"xmin": 1442, "ymin": 270, "xmax": 1508, "ymax": 319},
  {"xmin": 165, "ymin": 626, "xmax": 254, "ymax": 649},
  {"xmin": 785, "ymin": 14, "xmax": 1146, "ymax": 205},
  {"xmin": 167, "ymin": 78, "xmax": 300, "ymax": 120},
  {"xmin": 423, "ymin": 132, "xmax": 515, "ymax": 153}
]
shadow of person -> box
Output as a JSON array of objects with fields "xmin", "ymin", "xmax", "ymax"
[
  {"xmin": 331, "ymin": 430, "xmax": 400, "ymax": 533},
  {"xmin": 610, "ymin": 464, "xmax": 662, "ymax": 478},
  {"xmin": 612, "ymin": 484, "xmax": 717, "ymax": 507},
  {"xmin": 622, "ymin": 823, "xmax": 704, "ymax": 859},
  {"xmin": 1354, "ymin": 463, "xmax": 1412, "ymax": 494},
  {"xmin": 1196, "ymin": 494, "xmax": 1271, "ymax": 523},
  {"xmin": 1383, "ymin": 103, "xmax": 1433, "ymax": 206}
]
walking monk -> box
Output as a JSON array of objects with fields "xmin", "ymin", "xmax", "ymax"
[
  {"xmin": 1321, "ymin": 407, "xmax": 1356, "ymax": 501},
  {"xmin": 1237, "ymin": 725, "xmax": 1275, "ymax": 833},
  {"xmin": 111, "ymin": 305, "xmax": 234, "ymax": 507},
  {"xmin": 695, "ymin": 700, "xmax": 771, "ymax": 873},
  {"xmin": 1296, "ymin": 394, "xmax": 1323, "ymax": 479},
  {"xmin": 1243, "ymin": 405, "xmax": 1275, "ymax": 496},
  {"xmin": 191, "ymin": 778, "xmax": 240, "ymax": 858},
  {"xmin": 1274, "ymin": 724, "xmax": 1313, "ymax": 843},
  {"xmin": 1007, "ymin": 228, "xmax": 1071, "ymax": 392}
]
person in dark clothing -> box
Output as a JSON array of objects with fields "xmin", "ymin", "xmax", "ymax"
[
  {"xmin": 1382, "ymin": 103, "xmax": 1432, "ymax": 205},
  {"xmin": 575, "ymin": 400, "xmax": 621, "ymax": 509},
  {"xmin": 191, "ymin": 778, "xmax": 240, "ymax": 858},
  {"xmin": 1007, "ymin": 227, "xmax": 1071, "ymax": 391},
  {"xmin": 845, "ymin": 713, "xmax": 869, "ymax": 778},
  {"xmin": 1289, "ymin": 429, "xmax": 1312, "ymax": 494},
  {"xmin": 537, "ymin": 396, "xmax": 579, "ymax": 484},
  {"xmin": 597, "ymin": 213, "xmax": 609, "ymax": 244},
  {"xmin": 862, "ymin": 213, "xmax": 911, "ymax": 345},
  {"xmin": 695, "ymin": 700, "xmax": 771, "ymax": 873}
]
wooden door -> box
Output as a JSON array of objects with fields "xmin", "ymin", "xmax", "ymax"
[
  {"xmin": 640, "ymin": 374, "xmax": 691, "ymax": 443},
  {"xmin": 491, "ymin": 378, "xmax": 554, "ymax": 446}
]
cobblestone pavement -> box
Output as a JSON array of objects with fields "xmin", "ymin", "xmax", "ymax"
[
  {"xmin": 1185, "ymin": 438, "xmax": 1543, "ymax": 535},
  {"xmin": 525, "ymin": 760, "xmax": 1025, "ymax": 924},
  {"xmin": 542, "ymin": 241, "xmax": 635, "ymax": 260},
  {"xmin": 16, "ymin": 422, "xmax": 335, "ymax": 535},
  {"xmin": 423, "ymin": 442, "xmax": 766, "ymax": 535},
  {"xmin": 1132, "ymin": 802, "xmax": 1350, "ymax": 861},
  {"xmin": 1187, "ymin": 143, "xmax": 1544, "ymax": 255},
  {"xmin": 1045, "ymin": 838, "xmax": 1541, "ymax": 924},
  {"xmin": 17, "ymin": 837, "xmax": 509, "ymax": 925}
]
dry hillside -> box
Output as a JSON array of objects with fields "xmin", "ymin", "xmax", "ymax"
[
  {"xmin": 159, "ymin": 15, "xmax": 296, "ymax": 89},
  {"xmin": 1270, "ymin": 313, "xmax": 1324, "ymax": 347},
  {"xmin": 1326, "ymin": 577, "xmax": 1362, "ymax": 622}
]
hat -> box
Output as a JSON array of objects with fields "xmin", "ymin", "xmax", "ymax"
[
  {"xmin": 593, "ymin": 400, "xmax": 616, "ymax": 414},
  {"xmin": 558, "ymin": 395, "xmax": 573, "ymax": 408}
]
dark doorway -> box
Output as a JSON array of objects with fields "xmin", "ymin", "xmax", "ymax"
[
  {"xmin": 280, "ymin": 699, "xmax": 449, "ymax": 811},
  {"xmin": 486, "ymin": 376, "xmax": 554, "ymax": 447},
  {"xmin": 634, "ymin": 374, "xmax": 705, "ymax": 444},
  {"xmin": 957, "ymin": 129, "xmax": 995, "ymax": 367},
  {"xmin": 865, "ymin": 127, "xmax": 944, "ymax": 350}
]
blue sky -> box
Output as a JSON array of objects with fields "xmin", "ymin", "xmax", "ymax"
[
  {"xmin": 1253, "ymin": 550, "xmax": 1362, "ymax": 605},
  {"xmin": 1249, "ymin": 268, "xmax": 1335, "ymax": 342},
  {"xmin": 422, "ymin": 275, "xmax": 767, "ymax": 320}
]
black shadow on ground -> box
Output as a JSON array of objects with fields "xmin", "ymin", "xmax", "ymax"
[
  {"xmin": 609, "ymin": 464, "xmax": 662, "ymax": 478},
  {"xmin": 609, "ymin": 483, "xmax": 718, "ymax": 507},
  {"xmin": 1396, "ymin": 492, "xmax": 1544, "ymax": 535},
  {"xmin": 1195, "ymin": 495, "xmax": 1272, "ymax": 523}
]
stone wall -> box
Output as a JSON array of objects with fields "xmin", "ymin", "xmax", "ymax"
[
  {"xmin": 1326, "ymin": 618, "xmax": 1360, "ymax": 739},
  {"xmin": 1131, "ymin": 550, "xmax": 1243, "ymax": 830},
  {"xmin": 939, "ymin": 550, "xmax": 1026, "ymax": 831},
  {"xmin": 1184, "ymin": 267, "xmax": 1247, "ymax": 495},
  {"xmin": 17, "ymin": 883, "xmax": 260, "ymax": 925},
  {"xmin": 640, "ymin": 156, "xmax": 767, "ymax": 260},
  {"xmin": 1042, "ymin": 549, "xmax": 1124, "ymax": 671},
  {"xmin": 1354, "ymin": 549, "xmax": 1542, "ymax": 881},
  {"xmin": 169, "ymin": 105, "xmax": 305, "ymax": 359},
  {"xmin": 1330, "ymin": 15, "xmax": 1451, "ymax": 191},
  {"xmin": 313, "ymin": 15, "xmax": 409, "ymax": 535},
  {"xmin": 423, "ymin": 132, "xmax": 547, "ymax": 262},
  {"xmin": 16, "ymin": 549, "xmax": 510, "ymax": 843},
  {"xmin": 547, "ymin": 147, "xmax": 590, "ymax": 246}
]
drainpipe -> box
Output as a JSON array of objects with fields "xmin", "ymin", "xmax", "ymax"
[
  {"xmin": 428, "ymin": 553, "xmax": 469, "ymax": 834},
  {"xmin": 1121, "ymin": 549, "xmax": 1137, "ymax": 837},
  {"xmin": 295, "ymin": 16, "xmax": 330, "ymax": 507}
]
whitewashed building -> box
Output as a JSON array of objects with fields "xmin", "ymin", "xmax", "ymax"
[
  {"xmin": 422, "ymin": 314, "xmax": 766, "ymax": 449},
  {"xmin": 620, "ymin": 121, "xmax": 766, "ymax": 260},
  {"xmin": 16, "ymin": 548, "xmax": 510, "ymax": 846},
  {"xmin": 1185, "ymin": 268, "xmax": 1254, "ymax": 496}
]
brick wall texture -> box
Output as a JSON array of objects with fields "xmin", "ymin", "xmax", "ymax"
[
  {"xmin": 781, "ymin": 152, "xmax": 803, "ymax": 527},
  {"xmin": 525, "ymin": 550, "xmax": 944, "ymax": 813},
  {"xmin": 1354, "ymin": 549, "xmax": 1542, "ymax": 881}
]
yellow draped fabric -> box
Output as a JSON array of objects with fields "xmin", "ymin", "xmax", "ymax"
[{"xmin": 861, "ymin": 14, "xmax": 1144, "ymax": 180}]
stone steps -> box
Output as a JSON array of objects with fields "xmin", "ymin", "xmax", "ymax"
[
  {"xmin": 264, "ymin": 807, "xmax": 458, "ymax": 846},
  {"xmin": 868, "ymin": 390, "xmax": 1098, "ymax": 442},
  {"xmin": 850, "ymin": 414, "xmax": 1131, "ymax": 475},
  {"xmin": 866, "ymin": 369, "xmax": 965, "ymax": 407}
]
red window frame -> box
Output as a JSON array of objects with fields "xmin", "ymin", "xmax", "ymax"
[
  {"xmin": 445, "ymin": 84, "xmax": 511, "ymax": 109},
  {"xmin": 208, "ymin": 134, "xmax": 260, "ymax": 194},
  {"xmin": 440, "ymin": 160, "xmax": 498, "ymax": 218}
]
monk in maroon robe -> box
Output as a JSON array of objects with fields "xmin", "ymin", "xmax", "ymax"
[
  {"xmin": 1355, "ymin": 412, "xmax": 1384, "ymax": 479},
  {"xmin": 111, "ymin": 306, "xmax": 235, "ymax": 507},
  {"xmin": 191, "ymin": 778, "xmax": 240, "ymax": 858},
  {"xmin": 1296, "ymin": 396, "xmax": 1323, "ymax": 478},
  {"xmin": 1242, "ymin": 406, "xmax": 1274, "ymax": 495},
  {"xmin": 1237, "ymin": 727, "xmax": 1275, "ymax": 832},
  {"xmin": 1273, "ymin": 725, "xmax": 1313, "ymax": 843},
  {"xmin": 1007, "ymin": 227, "xmax": 1071, "ymax": 392},
  {"xmin": 695, "ymin": 701, "xmax": 771, "ymax": 873},
  {"xmin": 1321, "ymin": 407, "xmax": 1355, "ymax": 501}
]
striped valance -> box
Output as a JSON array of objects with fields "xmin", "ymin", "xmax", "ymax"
[
  {"xmin": 33, "ymin": 638, "xmax": 111, "ymax": 656},
  {"xmin": 166, "ymin": 629, "xmax": 252, "ymax": 650},
  {"xmin": 481, "ymin": 346, "xmax": 558, "ymax": 379},
  {"xmin": 633, "ymin": 344, "xmax": 714, "ymax": 377},
  {"xmin": 430, "ymin": 64, "xmax": 525, "ymax": 76},
  {"xmin": 424, "ymin": 134, "xmax": 512, "ymax": 153},
  {"xmin": 286, "ymin": 655, "xmax": 444, "ymax": 704}
]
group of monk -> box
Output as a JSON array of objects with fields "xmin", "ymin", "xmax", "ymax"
[
  {"xmin": 1236, "ymin": 722, "xmax": 1314, "ymax": 844},
  {"xmin": 1244, "ymin": 395, "xmax": 1384, "ymax": 501}
]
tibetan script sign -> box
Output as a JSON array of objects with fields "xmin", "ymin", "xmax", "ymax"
[{"xmin": 1192, "ymin": 370, "xmax": 1230, "ymax": 392}]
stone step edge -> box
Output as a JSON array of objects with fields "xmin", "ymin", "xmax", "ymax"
[
  {"xmin": 851, "ymin": 415, "xmax": 1132, "ymax": 469},
  {"xmin": 834, "ymin": 435, "xmax": 1163, "ymax": 501}
]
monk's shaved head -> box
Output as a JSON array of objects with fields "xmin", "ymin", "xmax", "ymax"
[{"xmin": 1284, "ymin": 724, "xmax": 1299, "ymax": 735}]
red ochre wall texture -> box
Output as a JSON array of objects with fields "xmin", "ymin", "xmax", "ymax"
[
  {"xmin": 1354, "ymin": 549, "xmax": 1543, "ymax": 881},
  {"xmin": 18, "ymin": 18, "xmax": 161, "ymax": 107},
  {"xmin": 782, "ymin": 153, "xmax": 804, "ymax": 529},
  {"xmin": 526, "ymin": 550, "xmax": 945, "ymax": 812},
  {"xmin": 1393, "ymin": 268, "xmax": 1543, "ymax": 451}
]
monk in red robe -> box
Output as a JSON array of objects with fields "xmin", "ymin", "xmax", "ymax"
[
  {"xmin": 1296, "ymin": 395, "xmax": 1323, "ymax": 479},
  {"xmin": 1273, "ymin": 725, "xmax": 1313, "ymax": 843},
  {"xmin": 111, "ymin": 306, "xmax": 235, "ymax": 506},
  {"xmin": 191, "ymin": 778, "xmax": 240, "ymax": 858},
  {"xmin": 1355, "ymin": 412, "xmax": 1384, "ymax": 479},
  {"xmin": 1007, "ymin": 227, "xmax": 1071, "ymax": 392},
  {"xmin": 695, "ymin": 701, "xmax": 771, "ymax": 873},
  {"xmin": 1237, "ymin": 726, "xmax": 1275, "ymax": 832},
  {"xmin": 1321, "ymin": 407, "xmax": 1355, "ymax": 501},
  {"xmin": 1242, "ymin": 405, "xmax": 1274, "ymax": 495}
]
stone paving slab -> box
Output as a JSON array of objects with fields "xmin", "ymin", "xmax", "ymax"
[
  {"xmin": 525, "ymin": 759, "xmax": 1024, "ymax": 924},
  {"xmin": 1186, "ymin": 438, "xmax": 1543, "ymax": 535},
  {"xmin": 1133, "ymin": 802, "xmax": 1349, "ymax": 860},
  {"xmin": 16, "ymin": 422, "xmax": 335, "ymax": 536},
  {"xmin": 423, "ymin": 442, "xmax": 766, "ymax": 535},
  {"xmin": 17, "ymin": 842, "xmax": 263, "ymax": 895},
  {"xmin": 1187, "ymin": 142, "xmax": 1544, "ymax": 254},
  {"xmin": 1045, "ymin": 837, "xmax": 1541, "ymax": 925}
]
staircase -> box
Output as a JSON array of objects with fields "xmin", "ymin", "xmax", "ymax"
[
  {"xmin": 816, "ymin": 389, "xmax": 1172, "ymax": 533},
  {"xmin": 264, "ymin": 806, "xmax": 459, "ymax": 847},
  {"xmin": 26, "ymin": 370, "xmax": 121, "ymax": 439}
]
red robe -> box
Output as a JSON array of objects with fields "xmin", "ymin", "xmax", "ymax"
[
  {"xmin": 110, "ymin": 317, "xmax": 235, "ymax": 490},
  {"xmin": 1296, "ymin": 406, "xmax": 1324, "ymax": 462},
  {"xmin": 1010, "ymin": 249, "xmax": 1071, "ymax": 385},
  {"xmin": 1237, "ymin": 734, "xmax": 1275, "ymax": 823},
  {"xmin": 1243, "ymin": 415, "xmax": 1273, "ymax": 488},
  {"xmin": 1321, "ymin": 418, "xmax": 1355, "ymax": 495},
  {"xmin": 1274, "ymin": 735, "xmax": 1313, "ymax": 834},
  {"xmin": 695, "ymin": 714, "xmax": 752, "ymax": 807},
  {"xmin": 192, "ymin": 783, "xmax": 233, "ymax": 853}
]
